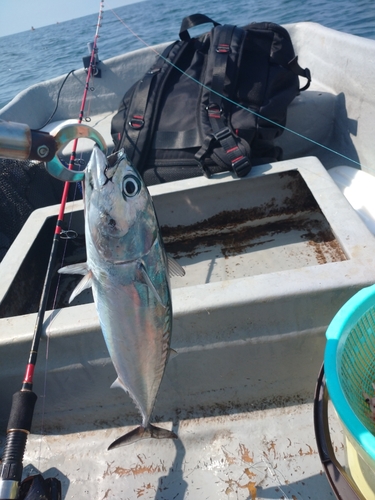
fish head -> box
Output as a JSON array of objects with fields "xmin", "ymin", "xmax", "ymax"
[{"xmin": 84, "ymin": 147, "xmax": 157, "ymax": 262}]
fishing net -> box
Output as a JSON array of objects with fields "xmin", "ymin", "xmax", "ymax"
[{"xmin": 0, "ymin": 158, "xmax": 80, "ymax": 261}]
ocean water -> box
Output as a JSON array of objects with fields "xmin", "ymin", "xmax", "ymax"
[{"xmin": 0, "ymin": 0, "xmax": 375, "ymax": 109}]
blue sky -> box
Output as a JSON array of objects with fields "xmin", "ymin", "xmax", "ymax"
[{"xmin": 0, "ymin": 0, "xmax": 139, "ymax": 37}]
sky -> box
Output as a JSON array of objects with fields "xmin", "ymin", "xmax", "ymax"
[{"xmin": 0, "ymin": 0, "xmax": 139, "ymax": 37}]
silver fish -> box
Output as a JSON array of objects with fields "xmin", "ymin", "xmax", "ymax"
[{"xmin": 59, "ymin": 147, "xmax": 184, "ymax": 448}]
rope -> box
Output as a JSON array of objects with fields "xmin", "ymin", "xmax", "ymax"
[{"xmin": 37, "ymin": 69, "xmax": 76, "ymax": 130}]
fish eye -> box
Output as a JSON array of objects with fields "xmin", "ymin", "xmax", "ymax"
[{"xmin": 122, "ymin": 175, "xmax": 141, "ymax": 198}]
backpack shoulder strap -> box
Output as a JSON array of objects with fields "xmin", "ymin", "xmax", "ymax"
[
  {"xmin": 197, "ymin": 24, "xmax": 251, "ymax": 177},
  {"xmin": 110, "ymin": 43, "xmax": 174, "ymax": 158},
  {"xmin": 115, "ymin": 40, "xmax": 192, "ymax": 169}
]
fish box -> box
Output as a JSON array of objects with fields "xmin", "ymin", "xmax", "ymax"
[{"xmin": 1, "ymin": 156, "xmax": 375, "ymax": 431}]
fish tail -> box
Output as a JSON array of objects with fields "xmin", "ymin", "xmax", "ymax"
[{"xmin": 107, "ymin": 424, "xmax": 177, "ymax": 450}]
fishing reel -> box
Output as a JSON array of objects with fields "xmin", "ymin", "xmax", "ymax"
[
  {"xmin": 83, "ymin": 42, "xmax": 101, "ymax": 78},
  {"xmin": 18, "ymin": 475, "xmax": 61, "ymax": 500},
  {"xmin": 0, "ymin": 474, "xmax": 61, "ymax": 500}
]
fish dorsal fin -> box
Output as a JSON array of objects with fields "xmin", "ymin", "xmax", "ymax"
[
  {"xmin": 137, "ymin": 261, "xmax": 166, "ymax": 308},
  {"xmin": 167, "ymin": 255, "xmax": 185, "ymax": 277}
]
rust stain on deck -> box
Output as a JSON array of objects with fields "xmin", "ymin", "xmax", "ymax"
[
  {"xmin": 239, "ymin": 443, "xmax": 254, "ymax": 463},
  {"xmin": 113, "ymin": 462, "xmax": 167, "ymax": 477},
  {"xmin": 103, "ymin": 457, "xmax": 167, "ymax": 479},
  {"xmin": 222, "ymin": 447, "xmax": 237, "ymax": 465},
  {"xmin": 101, "ymin": 489, "xmax": 111, "ymax": 500},
  {"xmin": 224, "ymin": 471, "xmax": 258, "ymax": 500},
  {"xmin": 298, "ymin": 444, "xmax": 315, "ymax": 456},
  {"xmin": 161, "ymin": 171, "xmax": 346, "ymax": 264},
  {"xmin": 136, "ymin": 483, "xmax": 154, "ymax": 498}
]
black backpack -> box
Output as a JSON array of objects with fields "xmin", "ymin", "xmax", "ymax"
[{"xmin": 111, "ymin": 14, "xmax": 311, "ymax": 185}]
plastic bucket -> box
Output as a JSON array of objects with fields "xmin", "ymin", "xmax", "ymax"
[{"xmin": 323, "ymin": 284, "xmax": 375, "ymax": 499}]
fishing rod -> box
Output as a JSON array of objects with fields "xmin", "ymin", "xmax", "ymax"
[{"xmin": 0, "ymin": 3, "xmax": 105, "ymax": 499}]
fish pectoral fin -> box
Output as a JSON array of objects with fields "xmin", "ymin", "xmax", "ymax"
[
  {"xmin": 110, "ymin": 378, "xmax": 126, "ymax": 391},
  {"xmin": 68, "ymin": 271, "xmax": 93, "ymax": 303},
  {"xmin": 58, "ymin": 263, "xmax": 92, "ymax": 303},
  {"xmin": 58, "ymin": 262, "xmax": 89, "ymax": 275},
  {"xmin": 137, "ymin": 261, "xmax": 165, "ymax": 308},
  {"xmin": 167, "ymin": 255, "xmax": 185, "ymax": 277},
  {"xmin": 108, "ymin": 424, "xmax": 178, "ymax": 449}
]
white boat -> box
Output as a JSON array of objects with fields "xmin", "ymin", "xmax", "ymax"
[{"xmin": 1, "ymin": 21, "xmax": 375, "ymax": 499}]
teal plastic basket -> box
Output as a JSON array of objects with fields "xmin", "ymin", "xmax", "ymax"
[{"xmin": 325, "ymin": 284, "xmax": 375, "ymax": 496}]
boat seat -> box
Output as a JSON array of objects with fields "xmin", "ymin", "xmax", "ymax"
[
  {"xmin": 275, "ymin": 90, "xmax": 336, "ymax": 158},
  {"xmin": 42, "ymin": 90, "xmax": 336, "ymax": 168},
  {"xmin": 329, "ymin": 166, "xmax": 375, "ymax": 235}
]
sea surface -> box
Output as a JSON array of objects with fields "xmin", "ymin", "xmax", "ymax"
[{"xmin": 0, "ymin": 0, "xmax": 375, "ymax": 109}]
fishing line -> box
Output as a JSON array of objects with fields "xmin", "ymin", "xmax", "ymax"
[
  {"xmin": 37, "ymin": 0, "xmax": 105, "ymax": 447},
  {"xmin": 36, "ymin": 5, "xmax": 103, "ymax": 411},
  {"xmin": 110, "ymin": 8, "xmax": 364, "ymax": 170}
]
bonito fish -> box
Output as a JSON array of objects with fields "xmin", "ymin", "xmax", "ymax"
[{"xmin": 59, "ymin": 147, "xmax": 184, "ymax": 449}]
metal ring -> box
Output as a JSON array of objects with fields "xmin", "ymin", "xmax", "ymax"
[
  {"xmin": 73, "ymin": 158, "xmax": 86, "ymax": 166},
  {"xmin": 45, "ymin": 123, "xmax": 107, "ymax": 182},
  {"xmin": 60, "ymin": 229, "xmax": 78, "ymax": 240}
]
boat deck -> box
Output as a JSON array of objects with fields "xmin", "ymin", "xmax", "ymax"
[
  {"xmin": 0, "ymin": 401, "xmax": 343, "ymax": 499},
  {"xmin": 1, "ymin": 154, "xmax": 375, "ymax": 498}
]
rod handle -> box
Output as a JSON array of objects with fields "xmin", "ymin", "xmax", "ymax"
[
  {"xmin": 0, "ymin": 391, "xmax": 37, "ymax": 498},
  {"xmin": 6, "ymin": 390, "xmax": 37, "ymax": 434}
]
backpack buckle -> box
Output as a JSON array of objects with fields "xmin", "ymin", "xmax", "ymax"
[
  {"xmin": 129, "ymin": 116, "xmax": 145, "ymax": 129},
  {"xmin": 231, "ymin": 155, "xmax": 251, "ymax": 177},
  {"xmin": 206, "ymin": 103, "xmax": 222, "ymax": 119},
  {"xmin": 214, "ymin": 126, "xmax": 231, "ymax": 142},
  {"xmin": 197, "ymin": 160, "xmax": 212, "ymax": 179},
  {"xmin": 216, "ymin": 44, "xmax": 230, "ymax": 54}
]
